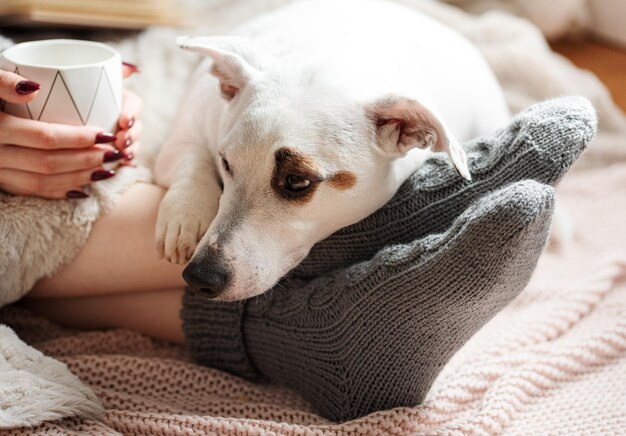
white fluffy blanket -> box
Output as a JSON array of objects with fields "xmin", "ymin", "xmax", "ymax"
[
  {"xmin": 1, "ymin": 0, "xmax": 626, "ymax": 430},
  {"xmin": 0, "ymin": 326, "xmax": 103, "ymax": 427}
]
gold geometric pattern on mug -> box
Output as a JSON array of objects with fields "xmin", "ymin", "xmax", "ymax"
[{"xmin": 31, "ymin": 66, "xmax": 117, "ymax": 126}]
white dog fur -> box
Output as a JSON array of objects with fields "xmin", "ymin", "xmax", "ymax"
[{"xmin": 154, "ymin": 0, "xmax": 509, "ymax": 300}]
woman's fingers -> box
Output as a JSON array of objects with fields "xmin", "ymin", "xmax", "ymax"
[
  {"xmin": 117, "ymin": 89, "xmax": 143, "ymax": 131},
  {"xmin": 115, "ymin": 119, "xmax": 143, "ymax": 150},
  {"xmin": 127, "ymin": 119, "xmax": 143, "ymax": 143},
  {"xmin": 114, "ymin": 89, "xmax": 143, "ymax": 152},
  {"xmin": 0, "ymin": 143, "xmax": 126, "ymax": 174},
  {"xmin": 119, "ymin": 63, "xmax": 141, "ymax": 132},
  {"xmin": 0, "ymin": 112, "xmax": 110, "ymax": 149},
  {"xmin": 0, "ymin": 70, "xmax": 41, "ymax": 103},
  {"xmin": 125, "ymin": 143, "xmax": 138, "ymax": 157},
  {"xmin": 122, "ymin": 62, "xmax": 140, "ymax": 78},
  {"xmin": 0, "ymin": 65, "xmax": 139, "ymax": 200},
  {"xmin": 0, "ymin": 165, "xmax": 114, "ymax": 198}
]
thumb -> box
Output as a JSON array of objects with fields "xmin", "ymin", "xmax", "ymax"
[{"xmin": 0, "ymin": 70, "xmax": 40, "ymax": 103}]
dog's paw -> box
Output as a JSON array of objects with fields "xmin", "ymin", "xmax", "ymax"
[{"xmin": 155, "ymin": 186, "xmax": 217, "ymax": 264}]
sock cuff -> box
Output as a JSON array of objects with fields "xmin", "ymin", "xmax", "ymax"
[{"xmin": 181, "ymin": 290, "xmax": 260, "ymax": 380}]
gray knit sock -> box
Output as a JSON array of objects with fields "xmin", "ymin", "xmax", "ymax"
[
  {"xmin": 183, "ymin": 180, "xmax": 555, "ymax": 422},
  {"xmin": 293, "ymin": 96, "xmax": 596, "ymax": 278}
]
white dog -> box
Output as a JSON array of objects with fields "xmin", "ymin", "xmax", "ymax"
[{"xmin": 154, "ymin": 0, "xmax": 509, "ymax": 301}]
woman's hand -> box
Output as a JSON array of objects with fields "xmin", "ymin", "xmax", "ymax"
[{"xmin": 0, "ymin": 63, "xmax": 143, "ymax": 199}]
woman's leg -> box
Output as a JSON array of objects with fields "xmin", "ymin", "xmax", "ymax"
[
  {"xmin": 22, "ymin": 182, "xmax": 188, "ymax": 341},
  {"xmin": 22, "ymin": 289, "xmax": 185, "ymax": 343},
  {"xmin": 29, "ymin": 182, "xmax": 186, "ymax": 298}
]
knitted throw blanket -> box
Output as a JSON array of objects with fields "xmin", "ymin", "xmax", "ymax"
[{"xmin": 1, "ymin": 163, "xmax": 625, "ymax": 434}]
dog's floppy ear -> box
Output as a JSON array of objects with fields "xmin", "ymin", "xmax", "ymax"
[
  {"xmin": 177, "ymin": 36, "xmax": 266, "ymax": 100},
  {"xmin": 366, "ymin": 95, "xmax": 471, "ymax": 180}
]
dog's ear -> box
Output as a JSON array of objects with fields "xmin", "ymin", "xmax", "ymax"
[
  {"xmin": 366, "ymin": 95, "xmax": 471, "ymax": 180},
  {"xmin": 177, "ymin": 36, "xmax": 266, "ymax": 100}
]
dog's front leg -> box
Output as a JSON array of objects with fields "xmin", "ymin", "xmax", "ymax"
[{"xmin": 155, "ymin": 148, "xmax": 220, "ymax": 264}]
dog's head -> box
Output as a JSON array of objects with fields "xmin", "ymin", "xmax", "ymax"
[{"xmin": 178, "ymin": 36, "xmax": 470, "ymax": 301}]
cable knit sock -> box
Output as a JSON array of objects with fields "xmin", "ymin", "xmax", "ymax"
[
  {"xmin": 183, "ymin": 180, "xmax": 555, "ymax": 422},
  {"xmin": 293, "ymin": 96, "xmax": 596, "ymax": 278}
]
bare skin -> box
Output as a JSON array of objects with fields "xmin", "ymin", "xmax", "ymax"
[
  {"xmin": 23, "ymin": 183, "xmax": 188, "ymax": 343},
  {"xmin": 29, "ymin": 183, "xmax": 185, "ymax": 298},
  {"xmin": 23, "ymin": 288, "xmax": 185, "ymax": 343}
]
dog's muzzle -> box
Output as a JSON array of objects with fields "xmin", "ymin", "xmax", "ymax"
[{"xmin": 182, "ymin": 246, "xmax": 232, "ymax": 298}]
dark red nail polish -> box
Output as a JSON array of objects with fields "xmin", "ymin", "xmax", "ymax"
[
  {"xmin": 91, "ymin": 169, "xmax": 116, "ymax": 181},
  {"xmin": 103, "ymin": 150, "xmax": 124, "ymax": 163},
  {"xmin": 123, "ymin": 137, "xmax": 132, "ymax": 149},
  {"xmin": 95, "ymin": 133, "xmax": 117, "ymax": 144},
  {"xmin": 16, "ymin": 80, "xmax": 41, "ymax": 95},
  {"xmin": 127, "ymin": 117, "xmax": 135, "ymax": 129},
  {"xmin": 122, "ymin": 61, "xmax": 141, "ymax": 73},
  {"xmin": 66, "ymin": 190, "xmax": 89, "ymax": 199}
]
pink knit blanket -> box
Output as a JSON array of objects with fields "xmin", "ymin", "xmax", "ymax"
[{"xmin": 2, "ymin": 163, "xmax": 625, "ymax": 435}]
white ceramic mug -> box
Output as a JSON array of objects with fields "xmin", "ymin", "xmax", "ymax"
[{"xmin": 0, "ymin": 39, "xmax": 122, "ymax": 133}]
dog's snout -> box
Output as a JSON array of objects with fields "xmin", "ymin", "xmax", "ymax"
[{"xmin": 182, "ymin": 249, "xmax": 231, "ymax": 298}]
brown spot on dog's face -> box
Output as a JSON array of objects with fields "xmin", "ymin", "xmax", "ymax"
[
  {"xmin": 328, "ymin": 171, "xmax": 357, "ymax": 191},
  {"xmin": 272, "ymin": 147, "xmax": 322, "ymax": 204}
]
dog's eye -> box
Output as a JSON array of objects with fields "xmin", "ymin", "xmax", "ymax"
[
  {"xmin": 222, "ymin": 157, "xmax": 231, "ymax": 174},
  {"xmin": 284, "ymin": 174, "xmax": 311, "ymax": 192}
]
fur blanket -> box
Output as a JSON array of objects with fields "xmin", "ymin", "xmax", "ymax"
[{"xmin": 1, "ymin": 0, "xmax": 626, "ymax": 432}]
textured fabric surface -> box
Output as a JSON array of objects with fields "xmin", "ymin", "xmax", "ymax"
[
  {"xmin": 0, "ymin": 326, "xmax": 103, "ymax": 428},
  {"xmin": 1, "ymin": 163, "xmax": 626, "ymax": 434},
  {"xmin": 185, "ymin": 180, "xmax": 556, "ymax": 422}
]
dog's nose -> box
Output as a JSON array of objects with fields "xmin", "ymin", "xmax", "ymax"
[{"xmin": 182, "ymin": 250, "xmax": 231, "ymax": 298}]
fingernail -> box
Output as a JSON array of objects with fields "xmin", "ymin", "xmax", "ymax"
[
  {"xmin": 95, "ymin": 133, "xmax": 117, "ymax": 144},
  {"xmin": 15, "ymin": 80, "xmax": 41, "ymax": 95},
  {"xmin": 103, "ymin": 150, "xmax": 124, "ymax": 163},
  {"xmin": 91, "ymin": 169, "xmax": 116, "ymax": 181},
  {"xmin": 66, "ymin": 190, "xmax": 89, "ymax": 199},
  {"xmin": 125, "ymin": 152, "xmax": 135, "ymax": 161},
  {"xmin": 123, "ymin": 137, "xmax": 132, "ymax": 149},
  {"xmin": 127, "ymin": 117, "xmax": 135, "ymax": 129},
  {"xmin": 123, "ymin": 61, "xmax": 141, "ymax": 73}
]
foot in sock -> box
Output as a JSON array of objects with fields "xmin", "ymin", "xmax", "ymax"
[
  {"xmin": 293, "ymin": 96, "xmax": 596, "ymax": 278},
  {"xmin": 183, "ymin": 180, "xmax": 555, "ymax": 422}
]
